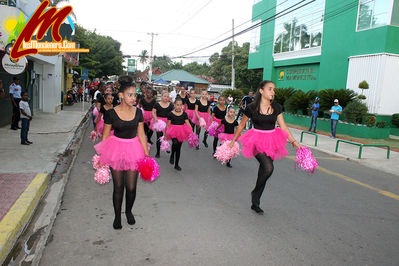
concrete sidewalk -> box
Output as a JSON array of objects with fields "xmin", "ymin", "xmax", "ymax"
[
  {"xmin": 0, "ymin": 102, "xmax": 90, "ymax": 264},
  {"xmin": 289, "ymin": 127, "xmax": 399, "ymax": 177}
]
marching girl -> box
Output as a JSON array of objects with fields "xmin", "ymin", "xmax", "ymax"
[
  {"xmin": 229, "ymin": 80, "xmax": 300, "ymax": 214},
  {"xmin": 164, "ymin": 97, "xmax": 192, "ymax": 171},
  {"xmin": 151, "ymin": 91, "xmax": 174, "ymax": 158},
  {"xmin": 177, "ymin": 84, "xmax": 188, "ymax": 107},
  {"xmin": 185, "ymin": 88, "xmax": 198, "ymax": 132},
  {"xmin": 139, "ymin": 86, "xmax": 156, "ymax": 144},
  {"xmin": 211, "ymin": 95, "xmax": 227, "ymax": 155},
  {"xmin": 92, "ymin": 101, "xmax": 101, "ymax": 128},
  {"xmin": 95, "ymin": 93, "xmax": 114, "ymax": 135},
  {"xmin": 94, "ymin": 75, "xmax": 149, "ymax": 230},
  {"xmin": 195, "ymin": 90, "xmax": 212, "ymax": 149},
  {"xmin": 216, "ymin": 106, "xmax": 238, "ymax": 168}
]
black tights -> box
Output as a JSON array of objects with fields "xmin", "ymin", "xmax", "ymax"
[
  {"xmin": 171, "ymin": 138, "xmax": 183, "ymax": 167},
  {"xmin": 144, "ymin": 123, "xmax": 154, "ymax": 143},
  {"xmin": 196, "ymin": 127, "xmax": 208, "ymax": 145},
  {"xmin": 156, "ymin": 131, "xmax": 163, "ymax": 156},
  {"xmin": 213, "ymin": 137, "xmax": 219, "ymax": 154},
  {"xmin": 111, "ymin": 169, "xmax": 139, "ymax": 227},
  {"xmin": 190, "ymin": 121, "xmax": 196, "ymax": 133},
  {"xmin": 252, "ymin": 153, "xmax": 274, "ymax": 207}
]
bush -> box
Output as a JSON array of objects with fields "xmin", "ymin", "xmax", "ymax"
[
  {"xmin": 222, "ymin": 89, "xmax": 245, "ymax": 105},
  {"xmin": 318, "ymin": 88, "xmax": 357, "ymax": 112},
  {"xmin": 343, "ymin": 100, "xmax": 368, "ymax": 124},
  {"xmin": 365, "ymin": 116, "xmax": 376, "ymax": 127},
  {"xmin": 376, "ymin": 121, "xmax": 387, "ymax": 128},
  {"xmin": 274, "ymin": 87, "xmax": 295, "ymax": 111},
  {"xmin": 392, "ymin": 113, "xmax": 399, "ymax": 128},
  {"xmin": 284, "ymin": 90, "xmax": 317, "ymax": 115}
]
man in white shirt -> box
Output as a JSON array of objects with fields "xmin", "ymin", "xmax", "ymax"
[
  {"xmin": 169, "ymin": 85, "xmax": 177, "ymax": 102},
  {"xmin": 19, "ymin": 92, "xmax": 33, "ymax": 145},
  {"xmin": 9, "ymin": 77, "xmax": 22, "ymax": 130}
]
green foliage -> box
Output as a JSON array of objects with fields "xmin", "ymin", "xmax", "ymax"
[
  {"xmin": 139, "ymin": 50, "xmax": 149, "ymax": 67},
  {"xmin": 74, "ymin": 25, "xmax": 123, "ymax": 78},
  {"xmin": 365, "ymin": 116, "xmax": 376, "ymax": 127},
  {"xmin": 284, "ymin": 90, "xmax": 317, "ymax": 115},
  {"xmin": 343, "ymin": 100, "xmax": 368, "ymax": 124},
  {"xmin": 274, "ymin": 87, "xmax": 295, "ymax": 111},
  {"xmin": 318, "ymin": 89, "xmax": 357, "ymax": 112},
  {"xmin": 358, "ymin": 95, "xmax": 366, "ymax": 100},
  {"xmin": 358, "ymin": 80, "xmax": 369, "ymax": 90},
  {"xmin": 376, "ymin": 121, "xmax": 387, "ymax": 128},
  {"xmin": 222, "ymin": 89, "xmax": 245, "ymax": 105},
  {"xmin": 391, "ymin": 113, "xmax": 399, "ymax": 128}
]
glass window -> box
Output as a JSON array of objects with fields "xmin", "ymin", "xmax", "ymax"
[
  {"xmin": 250, "ymin": 20, "xmax": 261, "ymax": 53},
  {"xmin": 357, "ymin": 0, "xmax": 391, "ymax": 30},
  {"xmin": 273, "ymin": 0, "xmax": 325, "ymax": 54},
  {"xmin": 253, "ymin": 0, "xmax": 262, "ymax": 4}
]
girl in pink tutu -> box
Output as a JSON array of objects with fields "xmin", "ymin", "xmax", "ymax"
[
  {"xmin": 95, "ymin": 93, "xmax": 114, "ymax": 135},
  {"xmin": 151, "ymin": 91, "xmax": 174, "ymax": 158},
  {"xmin": 165, "ymin": 97, "xmax": 192, "ymax": 171},
  {"xmin": 185, "ymin": 88, "xmax": 199, "ymax": 131},
  {"xmin": 94, "ymin": 76, "xmax": 149, "ymax": 230},
  {"xmin": 92, "ymin": 101, "xmax": 101, "ymax": 128},
  {"xmin": 216, "ymin": 106, "xmax": 238, "ymax": 168},
  {"xmin": 139, "ymin": 86, "xmax": 156, "ymax": 144},
  {"xmin": 195, "ymin": 90, "xmax": 212, "ymax": 149},
  {"xmin": 229, "ymin": 80, "xmax": 300, "ymax": 214},
  {"xmin": 177, "ymin": 84, "xmax": 188, "ymax": 109},
  {"xmin": 211, "ymin": 95, "xmax": 227, "ymax": 156}
]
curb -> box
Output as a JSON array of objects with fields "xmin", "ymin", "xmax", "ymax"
[{"xmin": 0, "ymin": 173, "xmax": 50, "ymax": 265}]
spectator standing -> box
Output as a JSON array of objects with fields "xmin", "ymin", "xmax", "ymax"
[
  {"xmin": 329, "ymin": 99, "xmax": 342, "ymax": 139},
  {"xmin": 227, "ymin": 94, "xmax": 234, "ymax": 107},
  {"xmin": 308, "ymin": 97, "xmax": 320, "ymax": 132},
  {"xmin": 78, "ymin": 85, "xmax": 83, "ymax": 102},
  {"xmin": 236, "ymin": 91, "xmax": 254, "ymax": 129},
  {"xmin": 19, "ymin": 92, "xmax": 33, "ymax": 145},
  {"xmin": 9, "ymin": 77, "xmax": 22, "ymax": 130}
]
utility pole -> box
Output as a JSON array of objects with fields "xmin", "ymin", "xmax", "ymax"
[
  {"xmin": 231, "ymin": 19, "xmax": 235, "ymax": 90},
  {"xmin": 148, "ymin": 32, "xmax": 158, "ymax": 83}
]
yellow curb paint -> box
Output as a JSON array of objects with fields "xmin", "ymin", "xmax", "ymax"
[
  {"xmin": 286, "ymin": 156, "xmax": 399, "ymax": 201},
  {"xmin": 0, "ymin": 173, "xmax": 49, "ymax": 264}
]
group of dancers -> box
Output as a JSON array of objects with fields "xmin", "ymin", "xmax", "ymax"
[{"xmin": 92, "ymin": 76, "xmax": 300, "ymax": 230}]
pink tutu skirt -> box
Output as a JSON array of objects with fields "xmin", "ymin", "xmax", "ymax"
[
  {"xmin": 213, "ymin": 117, "xmax": 222, "ymax": 124},
  {"xmin": 149, "ymin": 117, "xmax": 168, "ymax": 131},
  {"xmin": 143, "ymin": 110, "xmax": 153, "ymax": 124},
  {"xmin": 166, "ymin": 124, "xmax": 192, "ymax": 142},
  {"xmin": 195, "ymin": 112, "xmax": 212, "ymax": 129},
  {"xmin": 219, "ymin": 133, "xmax": 239, "ymax": 143},
  {"xmin": 94, "ymin": 136, "xmax": 145, "ymax": 171},
  {"xmin": 186, "ymin": 109, "xmax": 198, "ymax": 124},
  {"xmin": 240, "ymin": 128, "xmax": 288, "ymax": 160},
  {"xmin": 93, "ymin": 107, "xmax": 99, "ymax": 118},
  {"xmin": 96, "ymin": 119, "xmax": 104, "ymax": 134}
]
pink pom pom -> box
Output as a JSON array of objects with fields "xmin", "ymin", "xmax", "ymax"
[
  {"xmin": 90, "ymin": 130, "xmax": 101, "ymax": 143},
  {"xmin": 159, "ymin": 136, "xmax": 171, "ymax": 152},
  {"xmin": 188, "ymin": 133, "xmax": 199, "ymax": 148},
  {"xmin": 208, "ymin": 121, "xmax": 224, "ymax": 137},
  {"xmin": 295, "ymin": 146, "xmax": 319, "ymax": 174},
  {"xmin": 137, "ymin": 157, "xmax": 160, "ymax": 182},
  {"xmin": 199, "ymin": 117, "xmax": 206, "ymax": 128},
  {"xmin": 92, "ymin": 154, "xmax": 101, "ymax": 170},
  {"xmin": 94, "ymin": 166, "xmax": 111, "ymax": 184},
  {"xmin": 152, "ymin": 119, "xmax": 166, "ymax": 132},
  {"xmin": 215, "ymin": 141, "xmax": 240, "ymax": 164}
]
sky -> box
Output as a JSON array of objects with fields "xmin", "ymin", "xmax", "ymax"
[{"xmin": 68, "ymin": 0, "xmax": 254, "ymax": 69}]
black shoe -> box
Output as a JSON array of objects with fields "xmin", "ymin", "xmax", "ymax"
[
  {"xmin": 21, "ymin": 141, "xmax": 30, "ymax": 145},
  {"xmin": 166, "ymin": 150, "xmax": 170, "ymax": 154},
  {"xmin": 169, "ymin": 155, "xmax": 174, "ymax": 165},
  {"xmin": 125, "ymin": 212, "xmax": 136, "ymax": 225},
  {"xmin": 11, "ymin": 127, "xmax": 17, "ymax": 130},
  {"xmin": 174, "ymin": 165, "xmax": 182, "ymax": 171},
  {"xmin": 251, "ymin": 205, "xmax": 264, "ymax": 214},
  {"xmin": 26, "ymin": 140, "xmax": 33, "ymax": 144},
  {"xmin": 16, "ymin": 126, "xmax": 21, "ymax": 129},
  {"xmin": 195, "ymin": 146, "xmax": 199, "ymax": 150},
  {"xmin": 203, "ymin": 141, "xmax": 208, "ymax": 148},
  {"xmin": 113, "ymin": 217, "xmax": 122, "ymax": 230},
  {"xmin": 148, "ymin": 140, "xmax": 153, "ymax": 145},
  {"xmin": 155, "ymin": 153, "xmax": 160, "ymax": 158},
  {"xmin": 226, "ymin": 162, "xmax": 232, "ymax": 168}
]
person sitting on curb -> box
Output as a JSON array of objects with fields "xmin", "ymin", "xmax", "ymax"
[
  {"xmin": 308, "ymin": 97, "xmax": 320, "ymax": 133},
  {"xmin": 329, "ymin": 99, "xmax": 342, "ymax": 139},
  {"xmin": 19, "ymin": 92, "xmax": 33, "ymax": 145}
]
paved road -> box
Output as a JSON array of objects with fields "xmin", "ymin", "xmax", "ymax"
[{"xmin": 40, "ymin": 124, "xmax": 399, "ymax": 265}]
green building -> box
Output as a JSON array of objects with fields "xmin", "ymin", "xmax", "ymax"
[{"xmin": 248, "ymin": 0, "xmax": 399, "ymax": 115}]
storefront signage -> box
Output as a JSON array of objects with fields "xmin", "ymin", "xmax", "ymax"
[
  {"xmin": 2, "ymin": 53, "xmax": 27, "ymax": 74},
  {"xmin": 279, "ymin": 67, "xmax": 317, "ymax": 81}
]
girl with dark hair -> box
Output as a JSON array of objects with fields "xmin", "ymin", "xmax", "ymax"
[
  {"xmin": 178, "ymin": 85, "xmax": 188, "ymax": 106},
  {"xmin": 195, "ymin": 90, "xmax": 212, "ymax": 149},
  {"xmin": 216, "ymin": 106, "xmax": 238, "ymax": 168},
  {"xmin": 164, "ymin": 98, "xmax": 192, "ymax": 171},
  {"xmin": 139, "ymin": 87, "xmax": 156, "ymax": 144},
  {"xmin": 151, "ymin": 90, "xmax": 174, "ymax": 158},
  {"xmin": 229, "ymin": 80, "xmax": 300, "ymax": 214},
  {"xmin": 94, "ymin": 75, "xmax": 149, "ymax": 229},
  {"xmin": 185, "ymin": 88, "xmax": 198, "ymax": 132},
  {"xmin": 211, "ymin": 95, "xmax": 227, "ymax": 155},
  {"xmin": 95, "ymin": 93, "xmax": 114, "ymax": 135}
]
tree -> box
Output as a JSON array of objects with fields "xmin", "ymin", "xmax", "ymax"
[
  {"xmin": 358, "ymin": 80, "xmax": 369, "ymax": 98},
  {"xmin": 139, "ymin": 50, "xmax": 149, "ymax": 70}
]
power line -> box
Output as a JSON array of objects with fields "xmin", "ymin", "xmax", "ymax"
[{"xmin": 170, "ymin": 0, "xmax": 214, "ymax": 33}]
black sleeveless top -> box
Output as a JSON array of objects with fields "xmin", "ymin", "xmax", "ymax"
[
  {"xmin": 196, "ymin": 100, "xmax": 211, "ymax": 113},
  {"xmin": 153, "ymin": 102, "xmax": 174, "ymax": 118},
  {"xmin": 221, "ymin": 118, "xmax": 238, "ymax": 134},
  {"xmin": 167, "ymin": 112, "xmax": 188, "ymax": 125},
  {"xmin": 244, "ymin": 102, "xmax": 282, "ymax": 130},
  {"xmin": 186, "ymin": 98, "xmax": 197, "ymax": 110},
  {"xmin": 104, "ymin": 108, "xmax": 143, "ymax": 139},
  {"xmin": 212, "ymin": 106, "xmax": 227, "ymax": 119},
  {"xmin": 141, "ymin": 98, "xmax": 156, "ymax": 111}
]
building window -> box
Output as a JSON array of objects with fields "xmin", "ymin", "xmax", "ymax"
[
  {"xmin": 250, "ymin": 20, "xmax": 261, "ymax": 53},
  {"xmin": 273, "ymin": 0, "xmax": 325, "ymax": 54},
  {"xmin": 357, "ymin": 0, "xmax": 391, "ymax": 30},
  {"xmin": 253, "ymin": 0, "xmax": 262, "ymax": 4}
]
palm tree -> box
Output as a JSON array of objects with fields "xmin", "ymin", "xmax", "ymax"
[{"xmin": 139, "ymin": 50, "xmax": 149, "ymax": 70}]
